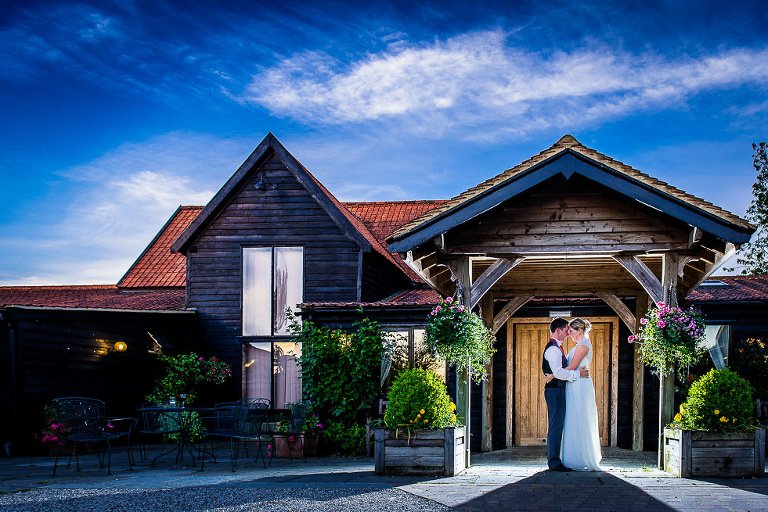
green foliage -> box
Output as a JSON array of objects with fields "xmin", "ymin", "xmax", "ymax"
[
  {"xmin": 730, "ymin": 337, "xmax": 768, "ymax": 399},
  {"xmin": 384, "ymin": 368, "xmax": 457, "ymax": 429},
  {"xmin": 670, "ymin": 369, "xmax": 755, "ymax": 432},
  {"xmin": 291, "ymin": 315, "xmax": 391, "ymax": 453},
  {"xmin": 145, "ymin": 352, "xmax": 232, "ymax": 405},
  {"xmin": 321, "ymin": 421, "xmax": 367, "ymax": 455},
  {"xmin": 633, "ymin": 302, "xmax": 706, "ymax": 377},
  {"xmin": 734, "ymin": 142, "xmax": 768, "ymax": 275},
  {"xmin": 424, "ymin": 297, "xmax": 496, "ymax": 382}
]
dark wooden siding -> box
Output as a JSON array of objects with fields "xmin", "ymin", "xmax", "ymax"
[
  {"xmin": 2, "ymin": 309, "xmax": 193, "ymax": 454},
  {"xmin": 186, "ymin": 154, "xmax": 362, "ymax": 386},
  {"xmin": 361, "ymin": 252, "xmax": 413, "ymax": 302}
]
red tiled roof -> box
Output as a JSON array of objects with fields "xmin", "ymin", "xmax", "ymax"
[
  {"xmin": 687, "ymin": 276, "xmax": 768, "ymax": 302},
  {"xmin": 343, "ymin": 200, "xmax": 446, "ymax": 282},
  {"xmin": 344, "ymin": 200, "xmax": 447, "ymax": 241},
  {"xmin": 0, "ymin": 285, "xmax": 187, "ymax": 311},
  {"xmin": 119, "ymin": 206, "xmax": 202, "ymax": 288},
  {"xmin": 302, "ymin": 288, "xmax": 442, "ymax": 309}
]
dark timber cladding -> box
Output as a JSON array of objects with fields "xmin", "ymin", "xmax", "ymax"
[{"xmin": 185, "ymin": 153, "xmax": 361, "ymax": 377}]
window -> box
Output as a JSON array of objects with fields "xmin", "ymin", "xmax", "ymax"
[
  {"xmin": 704, "ymin": 324, "xmax": 731, "ymax": 369},
  {"xmin": 242, "ymin": 247, "xmax": 304, "ymax": 336},
  {"xmin": 242, "ymin": 341, "xmax": 303, "ymax": 409},
  {"xmin": 381, "ymin": 326, "xmax": 446, "ymax": 391}
]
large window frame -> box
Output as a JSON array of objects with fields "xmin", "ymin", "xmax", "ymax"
[{"xmin": 242, "ymin": 246, "xmax": 304, "ymax": 337}]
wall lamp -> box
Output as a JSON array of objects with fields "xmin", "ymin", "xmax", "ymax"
[
  {"xmin": 114, "ymin": 341, "xmax": 128, "ymax": 352},
  {"xmin": 254, "ymin": 173, "xmax": 277, "ymax": 191}
]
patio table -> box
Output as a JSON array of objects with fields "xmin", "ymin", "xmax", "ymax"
[{"xmin": 137, "ymin": 406, "xmax": 213, "ymax": 467}]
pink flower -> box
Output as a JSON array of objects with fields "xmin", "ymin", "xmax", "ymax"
[
  {"xmin": 657, "ymin": 301, "xmax": 665, "ymax": 308},
  {"xmin": 640, "ymin": 318, "xmax": 647, "ymax": 325},
  {"xmin": 435, "ymin": 306, "xmax": 442, "ymax": 312},
  {"xmin": 628, "ymin": 335, "xmax": 635, "ymax": 343},
  {"xmin": 658, "ymin": 320, "xmax": 667, "ymax": 328},
  {"xmin": 199, "ymin": 356, "xmax": 204, "ymax": 361},
  {"xmin": 445, "ymin": 297, "xmax": 453, "ymax": 303}
]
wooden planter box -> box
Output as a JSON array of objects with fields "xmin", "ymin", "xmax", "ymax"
[
  {"xmin": 274, "ymin": 434, "xmax": 317, "ymax": 458},
  {"xmin": 373, "ymin": 427, "xmax": 466, "ymax": 476},
  {"xmin": 664, "ymin": 428, "xmax": 765, "ymax": 478}
]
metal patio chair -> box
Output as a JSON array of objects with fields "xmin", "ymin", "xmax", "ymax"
[
  {"xmin": 206, "ymin": 401, "xmax": 273, "ymax": 471},
  {"xmin": 51, "ymin": 397, "xmax": 136, "ymax": 476}
]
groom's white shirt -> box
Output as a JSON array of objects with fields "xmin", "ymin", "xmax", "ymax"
[{"xmin": 545, "ymin": 340, "xmax": 580, "ymax": 382}]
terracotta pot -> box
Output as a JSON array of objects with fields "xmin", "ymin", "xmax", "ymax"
[{"xmin": 274, "ymin": 434, "xmax": 317, "ymax": 458}]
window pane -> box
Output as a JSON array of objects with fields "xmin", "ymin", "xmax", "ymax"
[
  {"xmin": 274, "ymin": 341, "xmax": 302, "ymax": 408},
  {"xmin": 414, "ymin": 328, "xmax": 446, "ymax": 382},
  {"xmin": 243, "ymin": 342, "xmax": 272, "ymax": 400},
  {"xmin": 243, "ymin": 248, "xmax": 272, "ymax": 336},
  {"xmin": 274, "ymin": 247, "xmax": 303, "ymax": 335}
]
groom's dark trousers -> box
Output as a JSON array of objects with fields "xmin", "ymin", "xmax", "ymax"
[{"xmin": 543, "ymin": 338, "xmax": 568, "ymax": 470}]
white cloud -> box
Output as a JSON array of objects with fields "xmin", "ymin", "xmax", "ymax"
[
  {"xmin": 0, "ymin": 132, "xmax": 252, "ymax": 285},
  {"xmin": 244, "ymin": 30, "xmax": 768, "ymax": 139}
]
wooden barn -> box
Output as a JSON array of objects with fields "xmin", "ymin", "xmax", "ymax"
[{"xmin": 2, "ymin": 133, "xmax": 766, "ymax": 458}]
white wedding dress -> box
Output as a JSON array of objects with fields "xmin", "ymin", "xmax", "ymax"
[{"xmin": 561, "ymin": 337, "xmax": 602, "ymax": 471}]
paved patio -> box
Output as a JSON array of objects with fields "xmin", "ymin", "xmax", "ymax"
[{"xmin": 0, "ymin": 446, "xmax": 766, "ymax": 511}]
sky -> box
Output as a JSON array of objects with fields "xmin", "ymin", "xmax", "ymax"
[{"xmin": 1, "ymin": 0, "xmax": 767, "ymax": 285}]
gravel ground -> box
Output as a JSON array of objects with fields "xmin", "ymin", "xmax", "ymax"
[{"xmin": 0, "ymin": 486, "xmax": 450, "ymax": 512}]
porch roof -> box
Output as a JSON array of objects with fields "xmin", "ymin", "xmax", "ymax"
[
  {"xmin": 388, "ymin": 134, "xmax": 753, "ymax": 251},
  {"xmin": 0, "ymin": 285, "xmax": 187, "ymax": 311}
]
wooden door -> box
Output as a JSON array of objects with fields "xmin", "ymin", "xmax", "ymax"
[{"xmin": 511, "ymin": 319, "xmax": 616, "ymax": 447}]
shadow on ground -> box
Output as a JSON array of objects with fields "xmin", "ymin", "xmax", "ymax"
[{"xmin": 456, "ymin": 470, "xmax": 676, "ymax": 512}]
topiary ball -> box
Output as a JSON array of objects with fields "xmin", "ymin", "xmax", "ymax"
[
  {"xmin": 384, "ymin": 368, "xmax": 456, "ymax": 429},
  {"xmin": 680, "ymin": 368, "xmax": 754, "ymax": 431}
]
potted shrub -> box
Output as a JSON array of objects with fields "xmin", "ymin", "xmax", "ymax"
[
  {"xmin": 664, "ymin": 368, "xmax": 765, "ymax": 477},
  {"xmin": 273, "ymin": 401, "xmax": 322, "ymax": 458},
  {"xmin": 374, "ymin": 368, "xmax": 466, "ymax": 476}
]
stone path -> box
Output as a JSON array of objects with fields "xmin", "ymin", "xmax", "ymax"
[{"xmin": 0, "ymin": 446, "xmax": 766, "ymax": 511}]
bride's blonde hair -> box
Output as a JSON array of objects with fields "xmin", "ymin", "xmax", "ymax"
[{"xmin": 569, "ymin": 317, "xmax": 592, "ymax": 333}]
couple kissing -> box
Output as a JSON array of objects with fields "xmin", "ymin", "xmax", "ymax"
[{"xmin": 543, "ymin": 317, "xmax": 602, "ymax": 472}]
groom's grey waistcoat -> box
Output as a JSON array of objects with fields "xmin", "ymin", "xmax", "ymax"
[{"xmin": 542, "ymin": 339, "xmax": 568, "ymax": 389}]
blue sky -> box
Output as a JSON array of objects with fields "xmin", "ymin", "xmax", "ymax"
[{"xmin": 1, "ymin": 0, "xmax": 766, "ymax": 284}]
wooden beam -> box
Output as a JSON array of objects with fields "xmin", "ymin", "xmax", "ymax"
[
  {"xmin": 480, "ymin": 293, "xmax": 494, "ymax": 453},
  {"xmin": 613, "ymin": 255, "xmax": 663, "ymax": 304},
  {"xmin": 493, "ymin": 295, "xmax": 534, "ymax": 334},
  {"xmin": 688, "ymin": 226, "xmax": 702, "ymax": 248},
  {"xmin": 687, "ymin": 243, "xmax": 736, "ymax": 291},
  {"xmin": 658, "ymin": 252, "xmax": 679, "ymax": 469},
  {"xmin": 470, "ymin": 257, "xmax": 523, "ymax": 308},
  {"xmin": 632, "ymin": 291, "xmax": 649, "ymax": 451},
  {"xmin": 447, "ymin": 256, "xmax": 471, "ymax": 468},
  {"xmin": 597, "ymin": 294, "xmax": 636, "ymax": 334}
]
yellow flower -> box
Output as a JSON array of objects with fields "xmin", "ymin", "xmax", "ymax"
[
  {"xmin": 419, "ymin": 409, "xmax": 426, "ymax": 415},
  {"xmin": 424, "ymin": 419, "xmax": 429, "ymax": 423},
  {"xmin": 449, "ymin": 402, "xmax": 456, "ymax": 411},
  {"xmin": 674, "ymin": 413, "xmax": 682, "ymax": 422},
  {"xmin": 679, "ymin": 404, "xmax": 685, "ymax": 413},
  {"xmin": 714, "ymin": 409, "xmax": 720, "ymax": 415},
  {"xmin": 450, "ymin": 414, "xmax": 457, "ymax": 422},
  {"xmin": 720, "ymin": 416, "xmax": 728, "ymax": 423}
]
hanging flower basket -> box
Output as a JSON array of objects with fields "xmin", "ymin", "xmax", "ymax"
[
  {"xmin": 630, "ymin": 302, "xmax": 705, "ymax": 377},
  {"xmin": 424, "ymin": 297, "xmax": 496, "ymax": 383}
]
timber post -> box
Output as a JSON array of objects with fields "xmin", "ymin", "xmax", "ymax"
[{"xmin": 658, "ymin": 252, "xmax": 679, "ymax": 468}]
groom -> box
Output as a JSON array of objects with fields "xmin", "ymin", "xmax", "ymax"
[{"xmin": 543, "ymin": 317, "xmax": 588, "ymax": 471}]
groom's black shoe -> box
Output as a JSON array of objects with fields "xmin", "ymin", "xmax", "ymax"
[{"xmin": 551, "ymin": 464, "xmax": 573, "ymax": 472}]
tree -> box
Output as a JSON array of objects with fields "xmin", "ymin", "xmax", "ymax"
[{"xmin": 735, "ymin": 142, "xmax": 768, "ymax": 275}]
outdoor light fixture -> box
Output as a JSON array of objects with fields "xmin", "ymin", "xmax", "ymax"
[
  {"xmin": 548, "ymin": 310, "xmax": 571, "ymax": 318},
  {"xmin": 254, "ymin": 173, "xmax": 276, "ymax": 191},
  {"xmin": 114, "ymin": 341, "xmax": 128, "ymax": 352}
]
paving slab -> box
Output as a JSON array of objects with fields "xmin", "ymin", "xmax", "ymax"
[{"xmin": 0, "ymin": 446, "xmax": 766, "ymax": 511}]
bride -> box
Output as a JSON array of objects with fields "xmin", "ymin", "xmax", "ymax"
[{"xmin": 546, "ymin": 318, "xmax": 602, "ymax": 470}]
